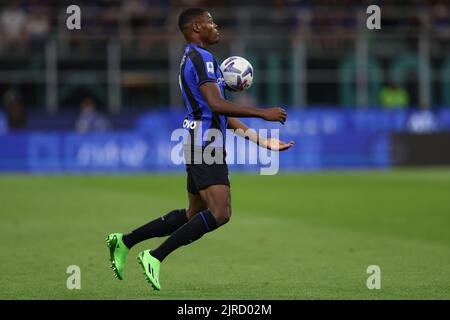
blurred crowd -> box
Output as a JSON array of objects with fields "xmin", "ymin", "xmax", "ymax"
[
  {"xmin": 0, "ymin": 0, "xmax": 50, "ymax": 50},
  {"xmin": 1, "ymin": 0, "xmax": 449, "ymax": 53},
  {"xmin": 0, "ymin": 0, "xmax": 448, "ymax": 128}
]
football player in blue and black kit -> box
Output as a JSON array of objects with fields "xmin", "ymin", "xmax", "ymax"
[{"xmin": 106, "ymin": 8, "xmax": 294, "ymax": 290}]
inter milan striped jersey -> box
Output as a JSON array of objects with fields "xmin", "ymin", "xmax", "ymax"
[{"xmin": 179, "ymin": 43, "xmax": 228, "ymax": 148}]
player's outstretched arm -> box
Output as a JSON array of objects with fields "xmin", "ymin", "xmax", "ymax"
[
  {"xmin": 228, "ymin": 117, "xmax": 295, "ymax": 151},
  {"xmin": 200, "ymin": 82, "xmax": 287, "ymax": 124}
]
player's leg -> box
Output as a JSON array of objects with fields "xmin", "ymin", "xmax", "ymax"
[
  {"xmin": 150, "ymin": 184, "xmax": 230, "ymax": 262},
  {"xmin": 106, "ymin": 207, "xmax": 189, "ymax": 279},
  {"xmin": 185, "ymin": 165, "xmax": 209, "ymax": 220},
  {"xmin": 198, "ymin": 184, "xmax": 231, "ymax": 225},
  {"xmin": 106, "ymin": 191, "xmax": 204, "ymax": 281},
  {"xmin": 137, "ymin": 184, "xmax": 230, "ymax": 290},
  {"xmin": 120, "ymin": 208, "xmax": 189, "ymax": 250},
  {"xmin": 109, "ymin": 166, "xmax": 203, "ymax": 282},
  {"xmin": 119, "ymin": 170, "xmax": 205, "ymax": 251},
  {"xmin": 186, "ymin": 191, "xmax": 208, "ymax": 220},
  {"xmin": 137, "ymin": 160, "xmax": 230, "ymax": 290}
]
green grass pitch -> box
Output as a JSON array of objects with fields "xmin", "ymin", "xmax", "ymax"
[{"xmin": 1, "ymin": 169, "xmax": 450, "ymax": 299}]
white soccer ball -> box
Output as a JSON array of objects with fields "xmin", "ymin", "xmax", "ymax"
[{"xmin": 220, "ymin": 56, "xmax": 253, "ymax": 91}]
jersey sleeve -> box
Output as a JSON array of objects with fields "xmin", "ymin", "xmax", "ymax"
[{"xmin": 188, "ymin": 48, "xmax": 217, "ymax": 86}]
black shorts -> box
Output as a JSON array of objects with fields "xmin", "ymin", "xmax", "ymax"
[{"xmin": 186, "ymin": 163, "xmax": 230, "ymax": 194}]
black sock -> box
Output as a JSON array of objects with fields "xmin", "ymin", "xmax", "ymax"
[
  {"xmin": 122, "ymin": 209, "xmax": 188, "ymax": 249},
  {"xmin": 150, "ymin": 210, "xmax": 218, "ymax": 262}
]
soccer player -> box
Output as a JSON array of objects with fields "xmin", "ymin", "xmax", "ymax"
[{"xmin": 106, "ymin": 8, "xmax": 294, "ymax": 291}]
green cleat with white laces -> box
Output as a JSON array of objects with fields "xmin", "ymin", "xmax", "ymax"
[
  {"xmin": 137, "ymin": 250, "xmax": 161, "ymax": 291},
  {"xmin": 106, "ymin": 233, "xmax": 129, "ymax": 280}
]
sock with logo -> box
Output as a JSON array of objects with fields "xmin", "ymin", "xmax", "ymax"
[
  {"xmin": 122, "ymin": 209, "xmax": 188, "ymax": 249},
  {"xmin": 150, "ymin": 209, "xmax": 219, "ymax": 262}
]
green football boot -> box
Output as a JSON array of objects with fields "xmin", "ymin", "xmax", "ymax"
[
  {"xmin": 106, "ymin": 233, "xmax": 129, "ymax": 280},
  {"xmin": 137, "ymin": 250, "xmax": 161, "ymax": 291}
]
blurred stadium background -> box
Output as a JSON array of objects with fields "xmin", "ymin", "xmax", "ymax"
[
  {"xmin": 0, "ymin": 0, "xmax": 449, "ymax": 170},
  {"xmin": 1, "ymin": 0, "xmax": 450, "ymax": 299}
]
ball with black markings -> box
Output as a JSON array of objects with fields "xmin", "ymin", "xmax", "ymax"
[{"xmin": 220, "ymin": 56, "xmax": 254, "ymax": 91}]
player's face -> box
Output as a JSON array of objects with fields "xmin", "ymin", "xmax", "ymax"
[{"xmin": 199, "ymin": 12, "xmax": 219, "ymax": 45}]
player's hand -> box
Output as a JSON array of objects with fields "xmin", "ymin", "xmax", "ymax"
[
  {"xmin": 262, "ymin": 107, "xmax": 287, "ymax": 124},
  {"xmin": 260, "ymin": 138, "xmax": 294, "ymax": 151}
]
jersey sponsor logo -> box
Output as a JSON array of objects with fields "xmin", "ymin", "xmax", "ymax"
[
  {"xmin": 206, "ymin": 62, "xmax": 214, "ymax": 74},
  {"xmin": 183, "ymin": 119, "xmax": 197, "ymax": 129}
]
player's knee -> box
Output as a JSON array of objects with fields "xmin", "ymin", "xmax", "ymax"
[
  {"xmin": 220, "ymin": 213, "xmax": 231, "ymax": 226},
  {"xmin": 186, "ymin": 206, "xmax": 207, "ymax": 220},
  {"xmin": 212, "ymin": 207, "xmax": 231, "ymax": 226}
]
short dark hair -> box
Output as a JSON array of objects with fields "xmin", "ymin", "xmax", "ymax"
[{"xmin": 178, "ymin": 8, "xmax": 207, "ymax": 32}]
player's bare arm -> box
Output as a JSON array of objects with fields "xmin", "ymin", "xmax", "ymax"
[
  {"xmin": 200, "ymin": 82, "xmax": 287, "ymax": 124},
  {"xmin": 227, "ymin": 117, "xmax": 295, "ymax": 151}
]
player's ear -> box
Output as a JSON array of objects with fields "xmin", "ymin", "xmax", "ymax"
[
  {"xmin": 192, "ymin": 22, "xmax": 201, "ymax": 33},
  {"xmin": 192, "ymin": 21, "xmax": 201, "ymax": 33}
]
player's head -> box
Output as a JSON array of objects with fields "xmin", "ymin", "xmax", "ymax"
[{"xmin": 178, "ymin": 8, "xmax": 219, "ymax": 46}]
